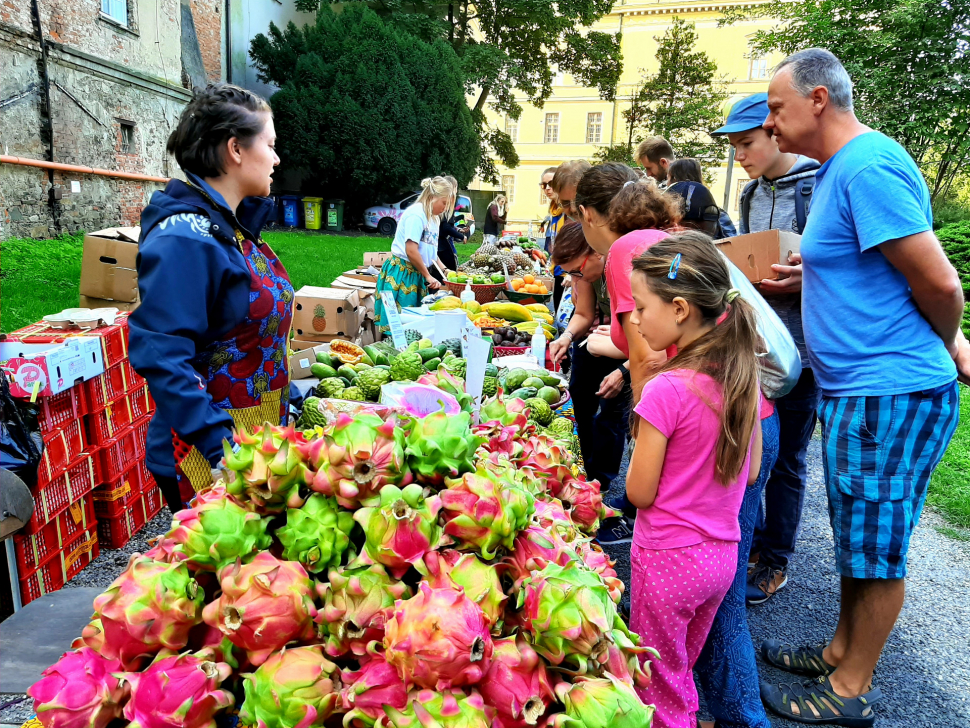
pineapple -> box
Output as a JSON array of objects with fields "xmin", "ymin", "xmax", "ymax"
[
  {"xmin": 479, "ymin": 242, "xmax": 499, "ymax": 256},
  {"xmin": 513, "ymin": 252, "xmax": 532, "ymax": 268},
  {"xmin": 498, "ymin": 253, "xmax": 516, "ymax": 273},
  {"xmin": 470, "ymin": 253, "xmax": 490, "ymax": 267},
  {"xmin": 312, "ymin": 304, "xmax": 327, "ymax": 332}
]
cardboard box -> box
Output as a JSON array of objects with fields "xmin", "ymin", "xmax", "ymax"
[
  {"xmin": 332, "ymin": 271, "xmax": 378, "ymax": 316},
  {"xmin": 80, "ymin": 228, "xmax": 141, "ymax": 303},
  {"xmin": 292, "ymin": 287, "xmax": 361, "ymax": 339},
  {"xmin": 363, "ymin": 252, "xmax": 391, "ymax": 267},
  {"xmin": 715, "ymin": 230, "xmax": 801, "ymax": 283},
  {"xmin": 79, "ymin": 294, "xmax": 140, "ymax": 312},
  {"xmin": 1, "ymin": 337, "xmax": 105, "ymax": 397},
  {"xmin": 289, "ymin": 344, "xmax": 329, "ymax": 379}
]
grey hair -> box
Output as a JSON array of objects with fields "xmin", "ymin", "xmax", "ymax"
[{"xmin": 776, "ymin": 48, "xmax": 854, "ymax": 112}]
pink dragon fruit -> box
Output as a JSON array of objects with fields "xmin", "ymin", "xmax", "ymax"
[
  {"xmin": 440, "ymin": 470, "xmax": 535, "ymax": 560},
  {"xmin": 477, "ymin": 455, "xmax": 546, "ymax": 498},
  {"xmin": 382, "ymin": 689, "xmax": 490, "ymax": 728},
  {"xmin": 478, "ymin": 637, "xmax": 556, "ymax": 728},
  {"xmin": 403, "ymin": 411, "xmax": 482, "ymax": 487},
  {"xmin": 305, "ymin": 412, "xmax": 410, "ymax": 509},
  {"xmin": 223, "ymin": 424, "xmax": 310, "ymax": 514},
  {"xmin": 554, "ymin": 477, "xmax": 616, "ymax": 535},
  {"xmin": 417, "ymin": 367, "xmax": 473, "ymax": 412},
  {"xmin": 548, "ymin": 675, "xmax": 655, "ymax": 728},
  {"xmin": 352, "ymin": 483, "xmax": 445, "ymax": 578},
  {"xmin": 531, "ymin": 498, "xmax": 581, "ymax": 541},
  {"xmin": 276, "ymin": 493, "xmax": 355, "ymax": 573},
  {"xmin": 596, "ymin": 628, "xmax": 656, "ymax": 689},
  {"xmin": 573, "ymin": 539, "xmax": 624, "ymax": 604},
  {"xmin": 162, "ymin": 487, "xmax": 272, "ymax": 571},
  {"xmin": 502, "ymin": 526, "xmax": 580, "ymax": 585},
  {"xmin": 316, "ymin": 563, "xmax": 411, "ymax": 658},
  {"xmin": 28, "ymin": 648, "xmax": 129, "ymax": 728},
  {"xmin": 202, "ymin": 552, "xmax": 318, "ymax": 666},
  {"xmin": 383, "ymin": 582, "xmax": 494, "ymax": 690},
  {"xmin": 238, "ymin": 645, "xmax": 341, "ymax": 728},
  {"xmin": 79, "ymin": 555, "xmax": 204, "ymax": 670},
  {"xmin": 340, "ymin": 645, "xmax": 408, "ymax": 727},
  {"xmin": 188, "ymin": 623, "xmax": 240, "ymax": 670},
  {"xmin": 122, "ymin": 652, "xmax": 234, "ymax": 728},
  {"xmin": 479, "ymin": 393, "xmax": 531, "ymax": 430},
  {"xmin": 142, "ymin": 536, "xmax": 186, "ymax": 564},
  {"xmin": 424, "ymin": 550, "xmax": 507, "ymax": 630},
  {"xmin": 517, "ymin": 434, "xmax": 573, "ymax": 472}
]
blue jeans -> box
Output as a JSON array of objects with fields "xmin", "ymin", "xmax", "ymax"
[
  {"xmin": 695, "ymin": 411, "xmax": 780, "ymax": 728},
  {"xmin": 752, "ymin": 368, "xmax": 820, "ymax": 570}
]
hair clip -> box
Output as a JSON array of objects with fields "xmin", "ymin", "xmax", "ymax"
[
  {"xmin": 667, "ymin": 253, "xmax": 682, "ymax": 280},
  {"xmin": 726, "ymin": 288, "xmax": 740, "ymax": 302},
  {"xmin": 623, "ymin": 180, "xmax": 635, "ymax": 188}
]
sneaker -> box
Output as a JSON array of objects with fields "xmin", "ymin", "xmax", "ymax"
[
  {"xmin": 596, "ymin": 515, "xmax": 634, "ymax": 544},
  {"xmin": 604, "ymin": 491, "xmax": 637, "ymax": 520},
  {"xmin": 747, "ymin": 551, "xmax": 760, "ymax": 572},
  {"xmin": 746, "ymin": 562, "xmax": 788, "ymax": 605}
]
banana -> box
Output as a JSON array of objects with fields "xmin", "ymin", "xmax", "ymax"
[{"xmin": 481, "ymin": 302, "xmax": 533, "ymax": 323}]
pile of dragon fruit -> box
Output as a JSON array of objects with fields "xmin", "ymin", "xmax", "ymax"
[{"xmin": 27, "ymin": 388, "xmax": 657, "ymax": 728}]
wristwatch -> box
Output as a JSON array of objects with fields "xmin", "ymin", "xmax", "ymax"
[{"xmin": 618, "ymin": 363, "xmax": 631, "ymax": 382}]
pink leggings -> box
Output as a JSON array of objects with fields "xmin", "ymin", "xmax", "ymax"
[{"xmin": 629, "ymin": 540, "xmax": 738, "ymax": 728}]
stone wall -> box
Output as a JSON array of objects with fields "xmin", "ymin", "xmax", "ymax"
[{"xmin": 191, "ymin": 0, "xmax": 223, "ymax": 83}]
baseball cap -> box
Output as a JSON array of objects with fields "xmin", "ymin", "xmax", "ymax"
[{"xmin": 712, "ymin": 92, "xmax": 769, "ymax": 136}]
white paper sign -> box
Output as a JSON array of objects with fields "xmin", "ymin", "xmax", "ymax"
[
  {"xmin": 460, "ymin": 317, "xmax": 482, "ymax": 359},
  {"xmin": 381, "ymin": 290, "xmax": 408, "ymax": 350},
  {"xmin": 433, "ymin": 311, "xmax": 466, "ymax": 345},
  {"xmin": 461, "ymin": 334, "xmax": 491, "ymax": 423}
]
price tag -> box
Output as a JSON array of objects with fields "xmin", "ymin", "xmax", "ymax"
[
  {"xmin": 461, "ymin": 334, "xmax": 491, "ymax": 423},
  {"xmin": 381, "ymin": 290, "xmax": 408, "ymax": 350},
  {"xmin": 460, "ymin": 317, "xmax": 481, "ymax": 359}
]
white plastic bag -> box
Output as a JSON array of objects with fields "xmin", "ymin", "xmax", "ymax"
[{"xmin": 555, "ymin": 286, "xmax": 574, "ymax": 332}]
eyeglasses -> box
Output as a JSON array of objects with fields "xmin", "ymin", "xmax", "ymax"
[
  {"xmin": 539, "ymin": 182, "xmax": 552, "ymax": 188},
  {"xmin": 563, "ymin": 254, "xmax": 590, "ymax": 279}
]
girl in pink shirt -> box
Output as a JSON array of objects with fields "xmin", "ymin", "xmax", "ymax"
[{"xmin": 625, "ymin": 231, "xmax": 764, "ymax": 728}]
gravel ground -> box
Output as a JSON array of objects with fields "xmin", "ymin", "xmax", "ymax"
[{"xmin": 603, "ymin": 433, "xmax": 970, "ymax": 727}]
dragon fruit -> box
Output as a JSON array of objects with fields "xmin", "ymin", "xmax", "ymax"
[
  {"xmin": 79, "ymin": 555, "xmax": 204, "ymax": 670},
  {"xmin": 382, "ymin": 689, "xmax": 489, "ymax": 728},
  {"xmin": 548, "ymin": 675, "xmax": 655, "ymax": 728},
  {"xmin": 502, "ymin": 526, "xmax": 580, "ymax": 585},
  {"xmin": 352, "ymin": 483, "xmax": 445, "ymax": 578},
  {"xmin": 517, "ymin": 434, "xmax": 573, "ymax": 472},
  {"xmin": 417, "ymin": 367, "xmax": 473, "ymax": 412},
  {"xmin": 404, "ymin": 411, "xmax": 482, "ymax": 486},
  {"xmin": 339, "ymin": 645, "xmax": 408, "ymax": 727},
  {"xmin": 316, "ymin": 563, "xmax": 411, "ymax": 658},
  {"xmin": 189, "ymin": 623, "xmax": 240, "ymax": 670},
  {"xmin": 531, "ymin": 498, "xmax": 581, "ymax": 541},
  {"xmin": 224, "ymin": 424, "xmax": 310, "ymax": 514},
  {"xmin": 596, "ymin": 628, "xmax": 656, "ymax": 689},
  {"xmin": 479, "ymin": 393, "xmax": 531, "ymax": 430},
  {"xmin": 276, "ymin": 493, "xmax": 355, "ymax": 573},
  {"xmin": 238, "ymin": 645, "xmax": 341, "ymax": 728},
  {"xmin": 477, "ymin": 455, "xmax": 546, "ymax": 498},
  {"xmin": 306, "ymin": 412, "xmax": 410, "ymax": 509},
  {"xmin": 554, "ymin": 477, "xmax": 616, "ymax": 535},
  {"xmin": 424, "ymin": 550, "xmax": 507, "ymax": 629},
  {"xmin": 202, "ymin": 552, "xmax": 318, "ymax": 666},
  {"xmin": 573, "ymin": 540, "xmax": 624, "ymax": 604},
  {"xmin": 28, "ymin": 648, "xmax": 129, "ymax": 728},
  {"xmin": 162, "ymin": 487, "xmax": 271, "ymax": 571},
  {"xmin": 383, "ymin": 582, "xmax": 493, "ymax": 690},
  {"xmin": 439, "ymin": 471, "xmax": 534, "ymax": 560},
  {"xmin": 122, "ymin": 652, "xmax": 234, "ymax": 728},
  {"xmin": 478, "ymin": 637, "xmax": 556, "ymax": 728}
]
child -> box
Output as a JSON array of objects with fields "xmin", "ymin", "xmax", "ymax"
[
  {"xmin": 625, "ymin": 231, "xmax": 764, "ymax": 728},
  {"xmin": 374, "ymin": 177, "xmax": 450, "ymax": 333}
]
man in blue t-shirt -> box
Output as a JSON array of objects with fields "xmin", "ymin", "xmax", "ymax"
[{"xmin": 755, "ymin": 48, "xmax": 969, "ymax": 726}]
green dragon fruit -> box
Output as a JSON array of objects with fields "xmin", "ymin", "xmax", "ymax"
[
  {"xmin": 339, "ymin": 645, "xmax": 408, "ymax": 727},
  {"xmin": 383, "ymin": 582, "xmax": 494, "ymax": 690},
  {"xmin": 306, "ymin": 412, "xmax": 410, "ymax": 509},
  {"xmin": 573, "ymin": 539, "xmax": 624, "ymax": 604},
  {"xmin": 423, "ymin": 550, "xmax": 507, "ymax": 630},
  {"xmin": 439, "ymin": 470, "xmax": 534, "ymax": 560},
  {"xmin": 223, "ymin": 424, "xmax": 310, "ymax": 514},
  {"xmin": 404, "ymin": 411, "xmax": 482, "ymax": 486},
  {"xmin": 28, "ymin": 647, "xmax": 129, "ymax": 728},
  {"xmin": 382, "ymin": 689, "xmax": 489, "ymax": 728},
  {"xmin": 316, "ymin": 563, "xmax": 411, "ymax": 658},
  {"xmin": 476, "ymin": 455, "xmax": 546, "ymax": 498},
  {"xmin": 531, "ymin": 498, "xmax": 581, "ymax": 542},
  {"xmin": 479, "ymin": 392, "xmax": 531, "ymax": 429},
  {"xmin": 122, "ymin": 652, "xmax": 234, "ymax": 728},
  {"xmin": 276, "ymin": 493, "xmax": 355, "ymax": 573},
  {"xmin": 80, "ymin": 555, "xmax": 204, "ymax": 670},
  {"xmin": 351, "ymin": 483, "xmax": 445, "ymax": 578},
  {"xmin": 548, "ymin": 675, "xmax": 655, "ymax": 728},
  {"xmin": 202, "ymin": 552, "xmax": 318, "ymax": 666},
  {"xmin": 162, "ymin": 486, "xmax": 271, "ymax": 571},
  {"xmin": 479, "ymin": 637, "xmax": 556, "ymax": 728},
  {"xmin": 517, "ymin": 433, "xmax": 574, "ymax": 472},
  {"xmin": 238, "ymin": 645, "xmax": 341, "ymax": 728}
]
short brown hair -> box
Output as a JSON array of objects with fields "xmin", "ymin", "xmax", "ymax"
[
  {"xmin": 167, "ymin": 84, "xmax": 271, "ymax": 178},
  {"xmin": 667, "ymin": 158, "xmax": 703, "ymax": 184},
  {"xmin": 551, "ymin": 222, "xmax": 593, "ymax": 266},
  {"xmin": 636, "ymin": 136, "xmax": 675, "ymax": 164},
  {"xmin": 608, "ymin": 179, "xmax": 682, "ymax": 235},
  {"xmin": 542, "ymin": 166, "xmax": 558, "ymax": 177},
  {"xmin": 574, "ymin": 162, "xmax": 639, "ymax": 217},
  {"xmin": 550, "ymin": 160, "xmax": 591, "ymax": 194}
]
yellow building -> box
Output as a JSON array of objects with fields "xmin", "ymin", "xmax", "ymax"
[{"xmin": 468, "ymin": 0, "xmax": 784, "ymax": 228}]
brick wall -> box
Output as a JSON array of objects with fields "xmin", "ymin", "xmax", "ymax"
[
  {"xmin": 191, "ymin": 0, "xmax": 222, "ymax": 82},
  {"xmin": 1, "ymin": 0, "xmax": 32, "ymax": 30}
]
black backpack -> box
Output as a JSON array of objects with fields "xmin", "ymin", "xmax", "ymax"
[{"xmin": 739, "ymin": 177, "xmax": 815, "ymax": 235}]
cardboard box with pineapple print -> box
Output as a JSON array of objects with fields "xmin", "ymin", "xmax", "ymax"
[{"xmin": 292, "ymin": 286, "xmax": 361, "ymax": 340}]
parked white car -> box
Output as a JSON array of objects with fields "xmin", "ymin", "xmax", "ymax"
[{"xmin": 363, "ymin": 193, "xmax": 476, "ymax": 236}]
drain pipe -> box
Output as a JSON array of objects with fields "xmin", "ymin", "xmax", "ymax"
[
  {"xmin": 30, "ymin": 0, "xmax": 60, "ymax": 230},
  {"xmin": 0, "ymin": 155, "xmax": 171, "ymax": 183}
]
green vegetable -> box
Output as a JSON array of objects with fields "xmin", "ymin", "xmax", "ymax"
[
  {"xmin": 310, "ymin": 363, "xmax": 337, "ymax": 379},
  {"xmin": 510, "ymin": 387, "xmax": 538, "ymax": 400},
  {"xmin": 423, "ymin": 357, "xmax": 441, "ymax": 371},
  {"xmin": 418, "ymin": 346, "xmax": 442, "ymax": 362},
  {"xmin": 337, "ymin": 364, "xmax": 359, "ymax": 382},
  {"xmin": 315, "ymin": 351, "xmax": 334, "ymax": 368}
]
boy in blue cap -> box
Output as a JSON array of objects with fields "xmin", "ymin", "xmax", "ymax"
[{"xmin": 713, "ymin": 92, "xmax": 821, "ymax": 607}]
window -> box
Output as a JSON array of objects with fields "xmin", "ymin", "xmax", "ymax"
[
  {"xmin": 120, "ymin": 122, "xmax": 135, "ymax": 154},
  {"xmin": 749, "ymin": 56, "xmax": 768, "ymax": 80},
  {"xmin": 544, "ymin": 113, "xmax": 559, "ymax": 144},
  {"xmin": 400, "ymin": 194, "xmax": 417, "ymax": 209},
  {"xmin": 734, "ymin": 178, "xmax": 749, "ymax": 211},
  {"xmin": 102, "ymin": 0, "xmax": 128, "ymax": 25},
  {"xmin": 455, "ymin": 196, "xmax": 471, "ymax": 213},
  {"xmin": 505, "ymin": 116, "xmax": 518, "ymax": 143},
  {"xmin": 501, "ymin": 175, "xmax": 516, "ymax": 206},
  {"xmin": 586, "ymin": 112, "xmax": 603, "ymax": 144}
]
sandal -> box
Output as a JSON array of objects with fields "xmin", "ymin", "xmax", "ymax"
[
  {"xmin": 762, "ymin": 639, "xmax": 836, "ymax": 676},
  {"xmin": 761, "ymin": 676, "xmax": 882, "ymax": 727}
]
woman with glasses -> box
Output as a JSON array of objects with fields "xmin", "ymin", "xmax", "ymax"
[{"xmin": 539, "ymin": 166, "xmax": 565, "ymax": 256}]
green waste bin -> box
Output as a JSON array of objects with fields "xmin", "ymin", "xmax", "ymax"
[
  {"xmin": 324, "ymin": 199, "xmax": 345, "ymax": 232},
  {"xmin": 303, "ymin": 197, "xmax": 323, "ymax": 230}
]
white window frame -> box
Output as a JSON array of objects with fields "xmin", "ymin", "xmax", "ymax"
[
  {"xmin": 748, "ymin": 56, "xmax": 768, "ymax": 80},
  {"xmin": 501, "ymin": 175, "xmax": 516, "ymax": 207},
  {"xmin": 544, "ymin": 113, "xmax": 559, "ymax": 144},
  {"xmin": 505, "ymin": 116, "xmax": 518, "ymax": 143},
  {"xmin": 102, "ymin": 0, "xmax": 128, "ymax": 26},
  {"xmin": 734, "ymin": 178, "xmax": 748, "ymax": 211},
  {"xmin": 586, "ymin": 112, "xmax": 603, "ymax": 144},
  {"xmin": 119, "ymin": 121, "xmax": 135, "ymax": 154}
]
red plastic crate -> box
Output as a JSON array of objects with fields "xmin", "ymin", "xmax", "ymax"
[
  {"xmin": 32, "ymin": 453, "xmax": 99, "ymax": 524},
  {"xmin": 83, "ymin": 360, "xmax": 132, "ymax": 411},
  {"xmin": 130, "ymin": 385, "xmax": 152, "ymax": 420},
  {"xmin": 124, "ymin": 360, "xmax": 145, "ymax": 390},
  {"xmin": 144, "ymin": 483, "xmax": 162, "ymax": 519},
  {"xmin": 85, "ymin": 394, "xmax": 135, "ymax": 446},
  {"xmin": 97, "ymin": 486, "xmax": 158, "ymax": 550},
  {"xmin": 93, "ymin": 461, "xmax": 145, "ymax": 518},
  {"xmin": 37, "ymin": 387, "xmax": 87, "ymax": 435},
  {"xmin": 15, "ymin": 496, "xmax": 96, "ymax": 574},
  {"xmin": 38, "ymin": 419, "xmax": 86, "ymax": 486},
  {"xmin": 19, "ymin": 529, "xmax": 99, "ymax": 607},
  {"xmin": 98, "ymin": 428, "xmax": 143, "ymax": 482},
  {"xmin": 132, "ymin": 414, "xmax": 151, "ymax": 451}
]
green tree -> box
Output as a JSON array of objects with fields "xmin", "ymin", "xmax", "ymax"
[
  {"xmin": 249, "ymin": 5, "xmax": 479, "ymax": 211},
  {"xmin": 723, "ymin": 0, "xmax": 970, "ymax": 201}
]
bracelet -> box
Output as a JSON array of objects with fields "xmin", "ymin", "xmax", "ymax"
[
  {"xmin": 561, "ymin": 331, "xmax": 575, "ymax": 342},
  {"xmin": 619, "ymin": 363, "xmax": 631, "ymax": 382}
]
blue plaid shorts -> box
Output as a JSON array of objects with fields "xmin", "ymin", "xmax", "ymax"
[{"xmin": 819, "ymin": 381, "xmax": 960, "ymax": 579}]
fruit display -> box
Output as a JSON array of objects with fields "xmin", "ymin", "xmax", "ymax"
[
  {"xmin": 491, "ymin": 327, "xmax": 534, "ymax": 348},
  {"xmin": 29, "ymin": 376, "xmax": 656, "ymax": 728},
  {"xmin": 456, "ymin": 241, "xmax": 545, "ymax": 281}
]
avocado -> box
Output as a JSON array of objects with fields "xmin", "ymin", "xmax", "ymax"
[
  {"xmin": 537, "ymin": 386, "xmax": 560, "ymax": 405},
  {"xmin": 484, "ymin": 363, "xmax": 499, "ymax": 378},
  {"xmin": 522, "ymin": 376, "xmax": 545, "ymax": 390},
  {"xmin": 505, "ymin": 368, "xmax": 530, "ymax": 390}
]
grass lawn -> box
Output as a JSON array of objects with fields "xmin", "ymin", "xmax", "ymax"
[
  {"xmin": 1, "ymin": 232, "xmax": 86, "ymax": 333},
  {"xmin": 928, "ymin": 384, "xmax": 970, "ymax": 529}
]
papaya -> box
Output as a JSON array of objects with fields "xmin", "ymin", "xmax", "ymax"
[
  {"xmin": 481, "ymin": 302, "xmax": 533, "ymax": 323},
  {"xmin": 510, "ymin": 387, "xmax": 538, "ymax": 400},
  {"xmin": 310, "ymin": 363, "xmax": 337, "ymax": 379},
  {"xmin": 525, "ymin": 303, "xmax": 550, "ymax": 313},
  {"xmin": 429, "ymin": 296, "xmax": 463, "ymax": 311},
  {"xmin": 529, "ymin": 311, "xmax": 554, "ymax": 326},
  {"xmin": 337, "ymin": 364, "xmax": 358, "ymax": 382},
  {"xmin": 418, "ymin": 346, "xmax": 443, "ymax": 362},
  {"xmin": 314, "ymin": 351, "xmax": 334, "ymax": 368}
]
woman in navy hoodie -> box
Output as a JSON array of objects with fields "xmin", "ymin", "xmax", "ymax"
[{"xmin": 130, "ymin": 84, "xmax": 292, "ymax": 509}]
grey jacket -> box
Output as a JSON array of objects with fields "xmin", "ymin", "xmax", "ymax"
[{"xmin": 739, "ymin": 155, "xmax": 820, "ymax": 366}]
